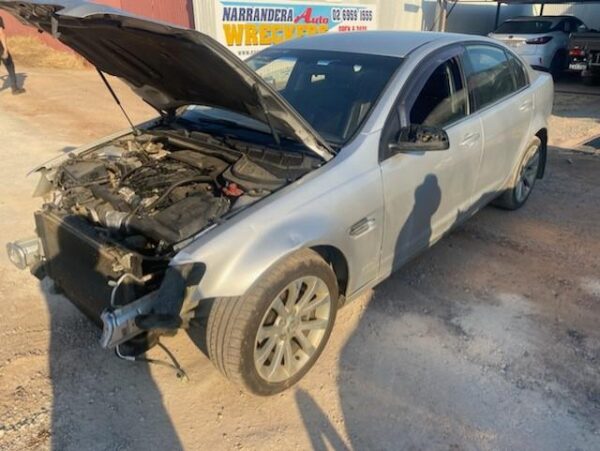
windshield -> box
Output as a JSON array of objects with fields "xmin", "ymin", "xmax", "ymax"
[
  {"xmin": 495, "ymin": 20, "xmax": 555, "ymax": 34},
  {"xmin": 246, "ymin": 49, "xmax": 402, "ymax": 145}
]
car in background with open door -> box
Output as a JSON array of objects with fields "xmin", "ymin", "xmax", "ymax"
[{"xmin": 489, "ymin": 15, "xmax": 587, "ymax": 76}]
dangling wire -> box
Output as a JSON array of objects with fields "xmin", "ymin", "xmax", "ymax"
[{"xmin": 115, "ymin": 339, "xmax": 189, "ymax": 381}]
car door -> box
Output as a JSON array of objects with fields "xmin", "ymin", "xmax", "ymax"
[
  {"xmin": 463, "ymin": 44, "xmax": 533, "ymax": 198},
  {"xmin": 379, "ymin": 46, "xmax": 484, "ymax": 274}
]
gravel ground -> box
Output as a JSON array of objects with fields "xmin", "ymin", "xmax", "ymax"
[{"xmin": 0, "ymin": 68, "xmax": 599, "ymax": 451}]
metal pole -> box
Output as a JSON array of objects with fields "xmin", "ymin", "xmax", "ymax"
[
  {"xmin": 440, "ymin": 0, "xmax": 448, "ymax": 32},
  {"xmin": 540, "ymin": 3, "xmax": 545, "ymax": 16},
  {"xmin": 494, "ymin": 2, "xmax": 501, "ymax": 29},
  {"xmin": 436, "ymin": 0, "xmax": 448, "ymax": 32}
]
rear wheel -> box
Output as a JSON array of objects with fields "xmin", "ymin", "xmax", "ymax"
[
  {"xmin": 550, "ymin": 51, "xmax": 567, "ymax": 79},
  {"xmin": 207, "ymin": 249, "xmax": 338, "ymax": 395},
  {"xmin": 494, "ymin": 139, "xmax": 541, "ymax": 210},
  {"xmin": 582, "ymin": 75, "xmax": 599, "ymax": 86}
]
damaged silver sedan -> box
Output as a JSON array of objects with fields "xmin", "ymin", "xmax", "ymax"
[{"xmin": 3, "ymin": 1, "xmax": 553, "ymax": 395}]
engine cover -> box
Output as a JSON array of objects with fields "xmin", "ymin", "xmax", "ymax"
[{"xmin": 150, "ymin": 194, "xmax": 229, "ymax": 243}]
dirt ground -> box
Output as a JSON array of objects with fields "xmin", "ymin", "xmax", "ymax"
[{"xmin": 0, "ymin": 66, "xmax": 599, "ymax": 451}]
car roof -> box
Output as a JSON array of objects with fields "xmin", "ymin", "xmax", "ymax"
[{"xmin": 274, "ymin": 31, "xmax": 479, "ymax": 58}]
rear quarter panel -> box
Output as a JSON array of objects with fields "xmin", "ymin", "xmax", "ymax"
[
  {"xmin": 506, "ymin": 69, "xmax": 553, "ymax": 181},
  {"xmin": 530, "ymin": 69, "xmax": 554, "ymax": 140}
]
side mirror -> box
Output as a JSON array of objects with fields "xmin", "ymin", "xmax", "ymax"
[{"xmin": 388, "ymin": 124, "xmax": 450, "ymax": 153}]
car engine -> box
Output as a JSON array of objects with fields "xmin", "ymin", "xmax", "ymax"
[{"xmin": 41, "ymin": 131, "xmax": 319, "ymax": 257}]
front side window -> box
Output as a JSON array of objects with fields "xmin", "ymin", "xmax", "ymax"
[
  {"xmin": 247, "ymin": 49, "xmax": 403, "ymax": 145},
  {"xmin": 464, "ymin": 45, "xmax": 515, "ymax": 110},
  {"xmin": 409, "ymin": 58, "xmax": 468, "ymax": 127}
]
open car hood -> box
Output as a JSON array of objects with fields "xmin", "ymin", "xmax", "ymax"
[{"xmin": 0, "ymin": 0, "xmax": 333, "ymax": 160}]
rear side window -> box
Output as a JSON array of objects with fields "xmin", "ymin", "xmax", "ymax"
[
  {"xmin": 409, "ymin": 58, "xmax": 468, "ymax": 127},
  {"xmin": 464, "ymin": 45, "xmax": 515, "ymax": 110},
  {"xmin": 506, "ymin": 51, "xmax": 528, "ymax": 90}
]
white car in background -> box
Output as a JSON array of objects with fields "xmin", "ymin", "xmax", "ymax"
[{"xmin": 489, "ymin": 15, "xmax": 587, "ymax": 76}]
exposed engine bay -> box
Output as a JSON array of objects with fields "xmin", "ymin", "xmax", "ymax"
[
  {"xmin": 41, "ymin": 130, "xmax": 320, "ymax": 256},
  {"xmin": 17, "ymin": 129, "xmax": 323, "ymax": 352}
]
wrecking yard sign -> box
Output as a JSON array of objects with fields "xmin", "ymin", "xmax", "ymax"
[{"xmin": 217, "ymin": 1, "xmax": 378, "ymax": 58}]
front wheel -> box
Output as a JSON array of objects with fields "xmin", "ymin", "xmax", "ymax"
[
  {"xmin": 493, "ymin": 138, "xmax": 541, "ymax": 210},
  {"xmin": 207, "ymin": 249, "xmax": 338, "ymax": 395}
]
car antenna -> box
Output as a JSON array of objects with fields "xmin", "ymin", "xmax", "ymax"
[
  {"xmin": 253, "ymin": 83, "xmax": 281, "ymax": 148},
  {"xmin": 96, "ymin": 68, "xmax": 142, "ymax": 137}
]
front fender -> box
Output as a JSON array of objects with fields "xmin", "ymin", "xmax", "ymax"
[
  {"xmin": 171, "ymin": 134, "xmax": 384, "ymax": 301},
  {"xmin": 173, "ymin": 208, "xmax": 349, "ymax": 301}
]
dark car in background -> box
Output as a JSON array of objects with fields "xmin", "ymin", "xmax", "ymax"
[{"xmin": 569, "ymin": 29, "xmax": 600, "ymax": 84}]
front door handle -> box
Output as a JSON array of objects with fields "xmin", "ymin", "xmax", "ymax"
[{"xmin": 460, "ymin": 132, "xmax": 481, "ymax": 147}]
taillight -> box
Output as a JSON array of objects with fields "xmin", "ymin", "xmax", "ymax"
[
  {"xmin": 525, "ymin": 36, "xmax": 553, "ymax": 44},
  {"xmin": 570, "ymin": 47, "xmax": 585, "ymax": 57}
]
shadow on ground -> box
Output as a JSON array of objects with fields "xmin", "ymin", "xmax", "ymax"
[
  {"xmin": 552, "ymin": 73, "xmax": 600, "ymax": 121},
  {"xmin": 0, "ymin": 72, "xmax": 27, "ymax": 93},
  {"xmin": 331, "ymin": 152, "xmax": 599, "ymax": 449},
  {"xmin": 39, "ymin": 222, "xmax": 183, "ymax": 450}
]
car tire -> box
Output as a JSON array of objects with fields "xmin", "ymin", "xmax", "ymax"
[
  {"xmin": 550, "ymin": 51, "xmax": 567, "ymax": 79},
  {"xmin": 493, "ymin": 138, "xmax": 542, "ymax": 211},
  {"xmin": 206, "ymin": 248, "xmax": 339, "ymax": 396}
]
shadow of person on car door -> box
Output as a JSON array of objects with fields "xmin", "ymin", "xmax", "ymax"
[
  {"xmin": 40, "ymin": 219, "xmax": 183, "ymax": 450},
  {"xmin": 391, "ymin": 174, "xmax": 442, "ymax": 270}
]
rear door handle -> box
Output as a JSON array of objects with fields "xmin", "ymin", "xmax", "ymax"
[
  {"xmin": 519, "ymin": 100, "xmax": 533, "ymax": 111},
  {"xmin": 460, "ymin": 132, "xmax": 481, "ymax": 147}
]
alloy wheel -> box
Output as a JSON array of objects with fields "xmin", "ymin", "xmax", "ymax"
[
  {"xmin": 254, "ymin": 276, "xmax": 332, "ymax": 383},
  {"xmin": 515, "ymin": 148, "xmax": 540, "ymax": 204}
]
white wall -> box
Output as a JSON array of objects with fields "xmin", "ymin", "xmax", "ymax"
[
  {"xmin": 376, "ymin": 0, "xmax": 424, "ymax": 30},
  {"xmin": 193, "ymin": 0, "xmax": 218, "ymax": 37}
]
